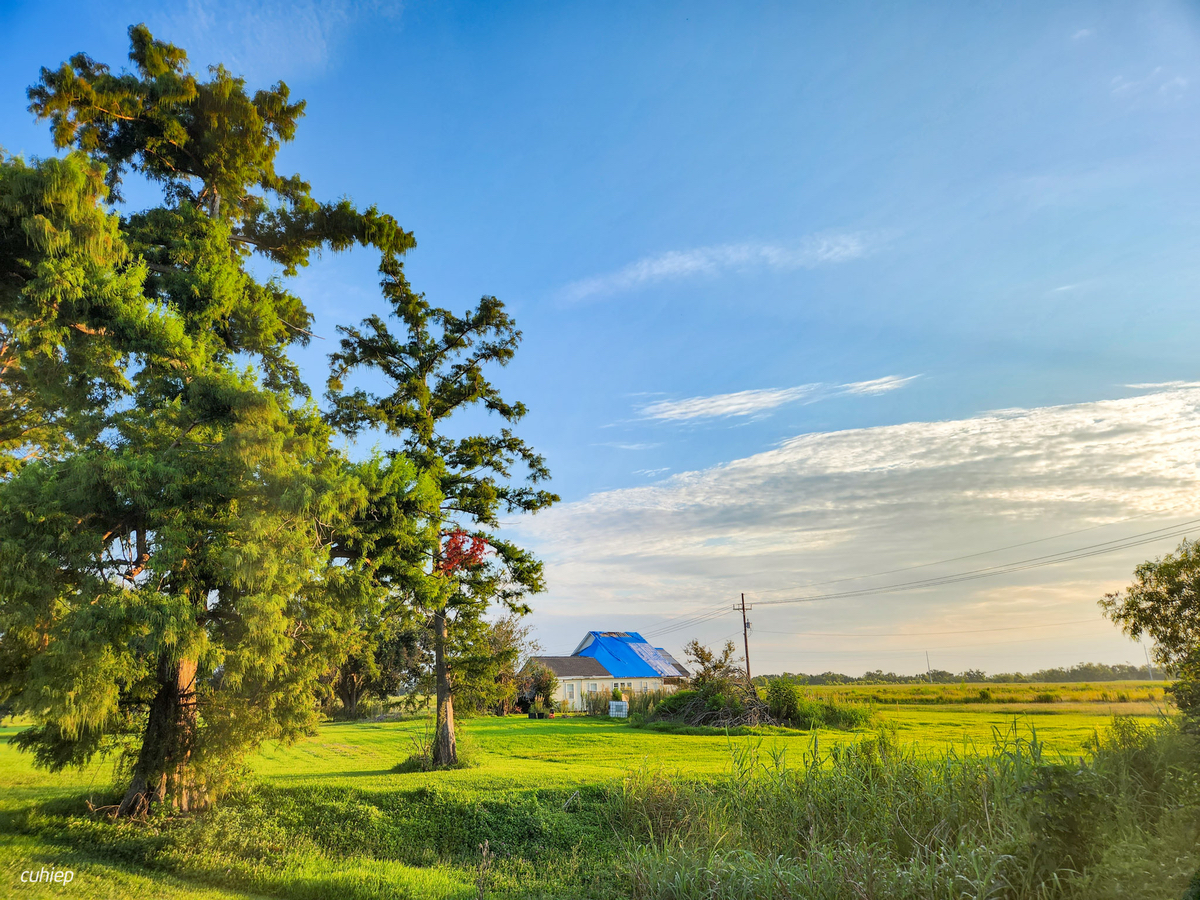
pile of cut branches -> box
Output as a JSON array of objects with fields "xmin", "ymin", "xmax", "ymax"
[{"xmin": 648, "ymin": 680, "xmax": 779, "ymax": 729}]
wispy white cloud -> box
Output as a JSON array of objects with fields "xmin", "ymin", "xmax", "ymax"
[
  {"xmin": 633, "ymin": 467, "xmax": 671, "ymax": 477},
  {"xmin": 561, "ymin": 232, "xmax": 869, "ymax": 302},
  {"xmin": 639, "ymin": 375, "xmax": 918, "ymax": 422},
  {"xmin": 840, "ymin": 375, "xmax": 919, "ymax": 396},
  {"xmin": 512, "ymin": 386, "xmax": 1200, "ymax": 671},
  {"xmin": 599, "ymin": 442, "xmax": 662, "ymax": 451},
  {"xmin": 1111, "ymin": 67, "xmax": 1187, "ymax": 99},
  {"xmin": 150, "ymin": 0, "xmax": 401, "ymax": 81},
  {"xmin": 639, "ymin": 386, "xmax": 817, "ymax": 421},
  {"xmin": 1072, "ymin": 28, "xmax": 1093, "ymax": 41}
]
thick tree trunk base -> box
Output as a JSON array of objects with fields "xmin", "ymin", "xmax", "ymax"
[
  {"xmin": 116, "ymin": 772, "xmax": 208, "ymax": 818},
  {"xmin": 116, "ymin": 654, "xmax": 202, "ymax": 817}
]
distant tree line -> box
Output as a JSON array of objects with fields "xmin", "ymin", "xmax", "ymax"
[{"xmin": 753, "ymin": 661, "xmax": 1166, "ymax": 687}]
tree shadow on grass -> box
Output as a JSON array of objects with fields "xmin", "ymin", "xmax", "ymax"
[{"xmin": 267, "ymin": 767, "xmax": 400, "ymax": 781}]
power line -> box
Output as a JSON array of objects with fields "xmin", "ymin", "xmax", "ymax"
[
  {"xmin": 639, "ymin": 511, "xmax": 1195, "ymax": 654},
  {"xmin": 751, "ymin": 518, "xmax": 1200, "ymax": 608},
  {"xmin": 744, "ymin": 507, "xmax": 1192, "ymax": 595},
  {"xmin": 754, "ymin": 617, "xmax": 1101, "ymax": 638},
  {"xmin": 770, "ymin": 629, "xmax": 1121, "ymax": 654},
  {"xmin": 643, "ymin": 605, "xmax": 733, "ymax": 639},
  {"xmin": 641, "ymin": 600, "xmax": 728, "ymax": 629}
]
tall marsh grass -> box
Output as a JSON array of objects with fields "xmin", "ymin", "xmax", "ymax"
[
  {"xmin": 766, "ymin": 680, "xmax": 873, "ymax": 730},
  {"xmin": 614, "ymin": 717, "xmax": 1200, "ymax": 899}
]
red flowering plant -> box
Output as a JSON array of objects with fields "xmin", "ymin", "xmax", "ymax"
[{"xmin": 437, "ymin": 529, "xmax": 490, "ymax": 574}]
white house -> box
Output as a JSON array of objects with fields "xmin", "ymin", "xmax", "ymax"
[{"xmin": 526, "ymin": 631, "xmax": 690, "ymax": 711}]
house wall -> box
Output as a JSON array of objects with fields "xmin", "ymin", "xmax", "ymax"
[{"xmin": 555, "ymin": 676, "xmax": 680, "ymax": 711}]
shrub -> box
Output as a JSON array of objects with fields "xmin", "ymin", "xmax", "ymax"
[
  {"xmin": 764, "ymin": 679, "xmax": 872, "ymax": 730},
  {"xmin": 628, "ymin": 689, "xmax": 671, "ymax": 717},
  {"xmin": 583, "ymin": 692, "xmax": 610, "ymax": 716},
  {"xmin": 651, "ymin": 689, "xmax": 700, "ymax": 720},
  {"xmin": 524, "ymin": 664, "xmax": 559, "ymax": 707},
  {"xmin": 766, "ymin": 679, "xmax": 800, "ymax": 721},
  {"xmin": 395, "ymin": 722, "xmax": 476, "ymax": 772},
  {"xmin": 1169, "ymin": 649, "xmax": 1200, "ymax": 729}
]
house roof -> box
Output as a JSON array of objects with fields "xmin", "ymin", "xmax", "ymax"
[
  {"xmin": 654, "ymin": 648, "xmax": 691, "ymax": 678},
  {"xmin": 528, "ymin": 656, "xmax": 612, "ymax": 678},
  {"xmin": 572, "ymin": 631, "xmax": 682, "ymax": 678}
]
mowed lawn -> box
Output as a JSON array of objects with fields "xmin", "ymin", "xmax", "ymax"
[
  {"xmin": 253, "ymin": 703, "xmax": 1150, "ymax": 792},
  {"xmin": 0, "ymin": 697, "xmax": 1172, "ymax": 900}
]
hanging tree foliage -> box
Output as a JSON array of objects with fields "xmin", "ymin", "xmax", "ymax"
[{"xmin": 0, "ymin": 25, "xmax": 414, "ymax": 815}]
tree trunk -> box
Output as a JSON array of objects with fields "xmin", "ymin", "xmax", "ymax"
[
  {"xmin": 117, "ymin": 653, "xmax": 201, "ymax": 817},
  {"xmin": 432, "ymin": 609, "xmax": 457, "ymax": 766},
  {"xmin": 336, "ymin": 668, "xmax": 363, "ymax": 718}
]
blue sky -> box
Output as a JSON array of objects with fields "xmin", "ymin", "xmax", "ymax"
[{"xmin": 4, "ymin": 1, "xmax": 1200, "ymax": 674}]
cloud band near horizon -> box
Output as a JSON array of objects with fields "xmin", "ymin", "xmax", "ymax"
[{"xmin": 510, "ymin": 386, "xmax": 1200, "ymax": 671}]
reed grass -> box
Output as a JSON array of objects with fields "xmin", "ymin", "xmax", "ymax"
[{"xmin": 613, "ymin": 717, "xmax": 1200, "ymax": 899}]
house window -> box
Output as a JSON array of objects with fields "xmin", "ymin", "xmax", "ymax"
[
  {"xmin": 588, "ymin": 683, "xmax": 597, "ymax": 693},
  {"xmin": 566, "ymin": 683, "xmax": 575, "ymax": 700}
]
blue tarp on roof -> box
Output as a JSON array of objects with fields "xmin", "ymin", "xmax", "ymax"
[{"xmin": 572, "ymin": 632, "xmax": 680, "ymax": 678}]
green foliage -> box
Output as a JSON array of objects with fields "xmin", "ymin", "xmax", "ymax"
[
  {"xmin": 456, "ymin": 614, "xmax": 541, "ymax": 716},
  {"xmin": 1171, "ymin": 651, "xmax": 1200, "ymax": 729},
  {"xmin": 627, "ymin": 689, "xmax": 670, "ymax": 717},
  {"xmin": 1, "ymin": 25, "xmax": 414, "ymax": 811},
  {"xmin": 760, "ymin": 680, "xmax": 1169, "ymax": 708},
  {"xmin": 764, "ymin": 679, "xmax": 873, "ymax": 730},
  {"xmin": 27, "ymin": 25, "xmax": 412, "ymax": 271},
  {"xmin": 0, "ymin": 151, "xmax": 149, "ymax": 478},
  {"xmin": 765, "ymin": 678, "xmax": 799, "ymax": 721},
  {"xmin": 615, "ymin": 717, "xmax": 1200, "ymax": 899},
  {"xmin": 330, "ymin": 616, "xmax": 426, "ymax": 720},
  {"xmin": 638, "ymin": 642, "xmax": 778, "ymax": 729},
  {"xmin": 393, "ymin": 721, "xmax": 476, "ymax": 773},
  {"xmin": 2, "ymin": 705, "xmax": 1198, "ymax": 899},
  {"xmin": 582, "ymin": 690, "xmax": 611, "ymax": 716},
  {"xmin": 681, "ymin": 638, "xmax": 742, "ymax": 691},
  {"xmin": 649, "ymin": 689, "xmax": 697, "ymax": 719},
  {"xmin": 525, "ymin": 664, "xmax": 559, "ymax": 707},
  {"xmin": 1103, "ymin": 538, "xmax": 1200, "ymax": 672},
  {"xmin": 325, "ymin": 251, "xmax": 558, "ymax": 762},
  {"xmin": 1103, "ymin": 538, "xmax": 1200, "ymax": 723},
  {"xmin": 756, "ymin": 661, "xmax": 1161, "ymax": 687}
]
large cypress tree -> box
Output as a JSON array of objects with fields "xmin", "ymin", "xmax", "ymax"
[
  {"xmin": 327, "ymin": 256, "xmax": 558, "ymax": 766},
  {"xmin": 0, "ymin": 26, "xmax": 411, "ymax": 814}
]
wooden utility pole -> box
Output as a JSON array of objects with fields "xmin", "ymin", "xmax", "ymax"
[{"xmin": 735, "ymin": 593, "xmax": 753, "ymax": 679}]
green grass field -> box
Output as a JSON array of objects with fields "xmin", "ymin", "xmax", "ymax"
[
  {"xmin": 803, "ymin": 679, "xmax": 1169, "ymax": 707},
  {"xmin": 0, "ymin": 691, "xmax": 1191, "ymax": 899}
]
